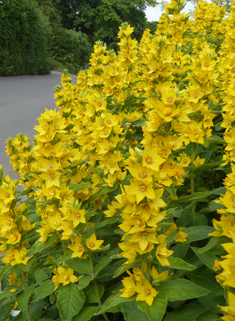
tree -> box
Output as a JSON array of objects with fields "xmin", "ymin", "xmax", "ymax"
[{"xmin": 51, "ymin": 0, "xmax": 158, "ymax": 49}]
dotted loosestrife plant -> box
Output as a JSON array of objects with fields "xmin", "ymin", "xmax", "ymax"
[{"xmin": 1, "ymin": 0, "xmax": 235, "ymax": 320}]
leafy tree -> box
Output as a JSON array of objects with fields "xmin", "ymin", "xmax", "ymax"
[
  {"xmin": 0, "ymin": 0, "xmax": 51, "ymax": 76},
  {"xmin": 51, "ymin": 0, "xmax": 158, "ymax": 49}
]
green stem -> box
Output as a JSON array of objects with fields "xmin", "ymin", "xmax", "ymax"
[
  {"xmin": 89, "ymin": 255, "xmax": 110, "ymax": 321},
  {"xmin": 62, "ymin": 240, "xmax": 67, "ymax": 254},
  {"xmin": 21, "ymin": 271, "xmax": 31, "ymax": 321},
  {"xmin": 190, "ymin": 143, "xmax": 197, "ymax": 216},
  {"xmin": 146, "ymin": 261, "xmax": 151, "ymax": 282}
]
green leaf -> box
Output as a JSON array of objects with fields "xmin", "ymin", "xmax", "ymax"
[
  {"xmin": 17, "ymin": 286, "xmax": 35, "ymax": 312},
  {"xmin": 164, "ymin": 301, "xmax": 208, "ymax": 321},
  {"xmin": 85, "ymin": 284, "xmax": 104, "ymax": 303},
  {"xmin": 98, "ymin": 186, "xmax": 118, "ymax": 196},
  {"xmin": 167, "ymin": 256, "xmax": 196, "ymax": 271},
  {"xmin": 95, "ymin": 248, "xmax": 120, "ymax": 277},
  {"xmin": 131, "ymin": 119, "xmax": 145, "ymax": 127},
  {"xmin": 113, "ymin": 259, "xmax": 142, "ymax": 278},
  {"xmin": 0, "ymin": 264, "xmax": 12, "ymax": 281},
  {"xmin": 34, "ymin": 268, "xmax": 50, "ymax": 283},
  {"xmin": 208, "ymin": 135, "xmax": 225, "ymax": 144},
  {"xmin": 197, "ymin": 237, "xmax": 220, "ymax": 254},
  {"xmin": 29, "ymin": 300, "xmax": 44, "ymax": 320},
  {"xmin": 26, "ymin": 235, "xmax": 58, "ymax": 257},
  {"xmin": 0, "ymin": 290, "xmax": 13, "ymax": 302},
  {"xmin": 56, "ymin": 251, "xmax": 72, "ymax": 263},
  {"xmin": 122, "ymin": 300, "xmax": 150, "ymax": 321},
  {"xmin": 183, "ymin": 226, "xmax": 215, "ymax": 243},
  {"xmin": 165, "ymin": 185, "xmax": 176, "ymax": 197},
  {"xmin": 70, "ymin": 182, "xmax": 90, "ymax": 191},
  {"xmin": 175, "ymin": 192, "xmax": 210, "ymax": 204},
  {"xmin": 196, "ymin": 311, "xmax": 220, "ymax": 321},
  {"xmin": 57, "ymin": 284, "xmax": 85, "ymax": 321},
  {"xmin": 78, "ymin": 275, "xmax": 93, "ymax": 289},
  {"xmin": 94, "ymin": 217, "xmax": 117, "ymax": 230},
  {"xmin": 209, "ymin": 200, "xmax": 224, "ymax": 212},
  {"xmin": 138, "ymin": 293, "xmax": 168, "ymax": 321},
  {"xmin": 31, "ymin": 279, "xmax": 55, "ymax": 303},
  {"xmin": 66, "ymin": 257, "xmax": 91, "ymax": 275},
  {"xmin": 190, "ymin": 274, "xmax": 223, "ymax": 295},
  {"xmin": 167, "ymin": 204, "xmax": 182, "ymax": 218},
  {"xmin": 166, "ymin": 228, "xmax": 180, "ymax": 244},
  {"xmin": 96, "ymin": 292, "xmax": 135, "ymax": 315},
  {"xmin": 210, "ymin": 187, "xmax": 226, "ymax": 195},
  {"xmin": 157, "ymin": 279, "xmax": 210, "ymax": 301},
  {"xmin": 72, "ymin": 306, "xmax": 99, "ymax": 321},
  {"xmin": 191, "ymin": 247, "xmax": 218, "ymax": 270}
]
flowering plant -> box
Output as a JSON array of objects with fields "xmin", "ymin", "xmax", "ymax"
[{"xmin": 1, "ymin": 0, "xmax": 235, "ymax": 320}]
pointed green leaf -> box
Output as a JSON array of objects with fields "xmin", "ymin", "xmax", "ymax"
[
  {"xmin": 167, "ymin": 204, "xmax": 182, "ymax": 218},
  {"xmin": 196, "ymin": 311, "xmax": 220, "ymax": 321},
  {"xmin": 175, "ymin": 192, "xmax": 210, "ymax": 204},
  {"xmin": 85, "ymin": 284, "xmax": 104, "ymax": 303},
  {"xmin": 94, "ymin": 217, "xmax": 118, "ymax": 230},
  {"xmin": 0, "ymin": 290, "xmax": 13, "ymax": 302},
  {"xmin": 72, "ymin": 306, "xmax": 99, "ymax": 321},
  {"xmin": 157, "ymin": 279, "xmax": 210, "ymax": 301},
  {"xmin": 208, "ymin": 135, "xmax": 225, "ymax": 144},
  {"xmin": 66, "ymin": 257, "xmax": 91, "ymax": 275},
  {"xmin": 31, "ymin": 279, "xmax": 55, "ymax": 303},
  {"xmin": 113, "ymin": 259, "xmax": 142, "ymax": 278},
  {"xmin": 183, "ymin": 226, "xmax": 215, "ymax": 243},
  {"xmin": 96, "ymin": 292, "xmax": 135, "ymax": 315},
  {"xmin": 122, "ymin": 300, "xmax": 150, "ymax": 321},
  {"xmin": 164, "ymin": 301, "xmax": 208, "ymax": 321},
  {"xmin": 167, "ymin": 256, "xmax": 196, "ymax": 271},
  {"xmin": 166, "ymin": 228, "xmax": 180, "ymax": 244},
  {"xmin": 138, "ymin": 293, "xmax": 167, "ymax": 321},
  {"xmin": 17, "ymin": 286, "xmax": 35, "ymax": 312},
  {"xmin": 0, "ymin": 264, "xmax": 12, "ymax": 281},
  {"xmin": 26, "ymin": 235, "xmax": 58, "ymax": 257},
  {"xmin": 56, "ymin": 251, "xmax": 72, "ymax": 264},
  {"xmin": 191, "ymin": 247, "xmax": 218, "ymax": 270},
  {"xmin": 78, "ymin": 275, "xmax": 93, "ymax": 289},
  {"xmin": 70, "ymin": 182, "xmax": 90, "ymax": 191},
  {"xmin": 95, "ymin": 248, "xmax": 120, "ymax": 277},
  {"xmin": 57, "ymin": 284, "xmax": 85, "ymax": 321}
]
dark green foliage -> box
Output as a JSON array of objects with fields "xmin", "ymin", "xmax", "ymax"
[
  {"xmin": 51, "ymin": 0, "xmax": 158, "ymax": 50},
  {"xmin": 49, "ymin": 28, "xmax": 93, "ymax": 74},
  {"xmin": 0, "ymin": 0, "xmax": 52, "ymax": 76}
]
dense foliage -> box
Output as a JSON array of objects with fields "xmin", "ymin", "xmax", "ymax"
[
  {"xmin": 0, "ymin": 0, "xmax": 51, "ymax": 76},
  {"xmin": 1, "ymin": 0, "xmax": 235, "ymax": 320},
  {"xmin": 51, "ymin": 0, "xmax": 157, "ymax": 50}
]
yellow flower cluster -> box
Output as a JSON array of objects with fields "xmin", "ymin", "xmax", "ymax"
[
  {"xmin": 120, "ymin": 262, "xmax": 170, "ymax": 306},
  {"xmin": 0, "ymin": 166, "xmax": 33, "ymax": 266},
  {"xmin": 209, "ymin": 2, "xmax": 235, "ymax": 319},
  {"xmin": 2, "ymin": 0, "xmax": 235, "ymax": 314}
]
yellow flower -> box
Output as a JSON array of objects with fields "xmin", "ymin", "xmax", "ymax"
[
  {"xmin": 120, "ymin": 276, "xmax": 136, "ymax": 298},
  {"xmin": 125, "ymin": 179, "xmax": 155, "ymax": 204},
  {"xmin": 156, "ymin": 242, "xmax": 174, "ymax": 266},
  {"xmin": 193, "ymin": 155, "xmax": 205, "ymax": 167},
  {"xmin": 142, "ymin": 148, "xmax": 165, "ymax": 172},
  {"xmin": 86, "ymin": 233, "xmax": 104, "ymax": 251},
  {"xmin": 135, "ymin": 280, "xmax": 158, "ymax": 306},
  {"xmin": 52, "ymin": 267, "xmax": 79, "ymax": 289},
  {"xmin": 128, "ymin": 228, "xmax": 159, "ymax": 252}
]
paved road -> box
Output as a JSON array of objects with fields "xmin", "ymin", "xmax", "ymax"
[{"xmin": 0, "ymin": 72, "xmax": 76, "ymax": 178}]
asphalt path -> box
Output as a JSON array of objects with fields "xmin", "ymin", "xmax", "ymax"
[{"xmin": 0, "ymin": 71, "xmax": 76, "ymax": 178}]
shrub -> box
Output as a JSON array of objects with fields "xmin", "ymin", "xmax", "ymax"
[
  {"xmin": 0, "ymin": 0, "xmax": 51, "ymax": 76},
  {"xmin": 1, "ymin": 0, "xmax": 235, "ymax": 320},
  {"xmin": 49, "ymin": 27, "xmax": 93, "ymax": 74}
]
